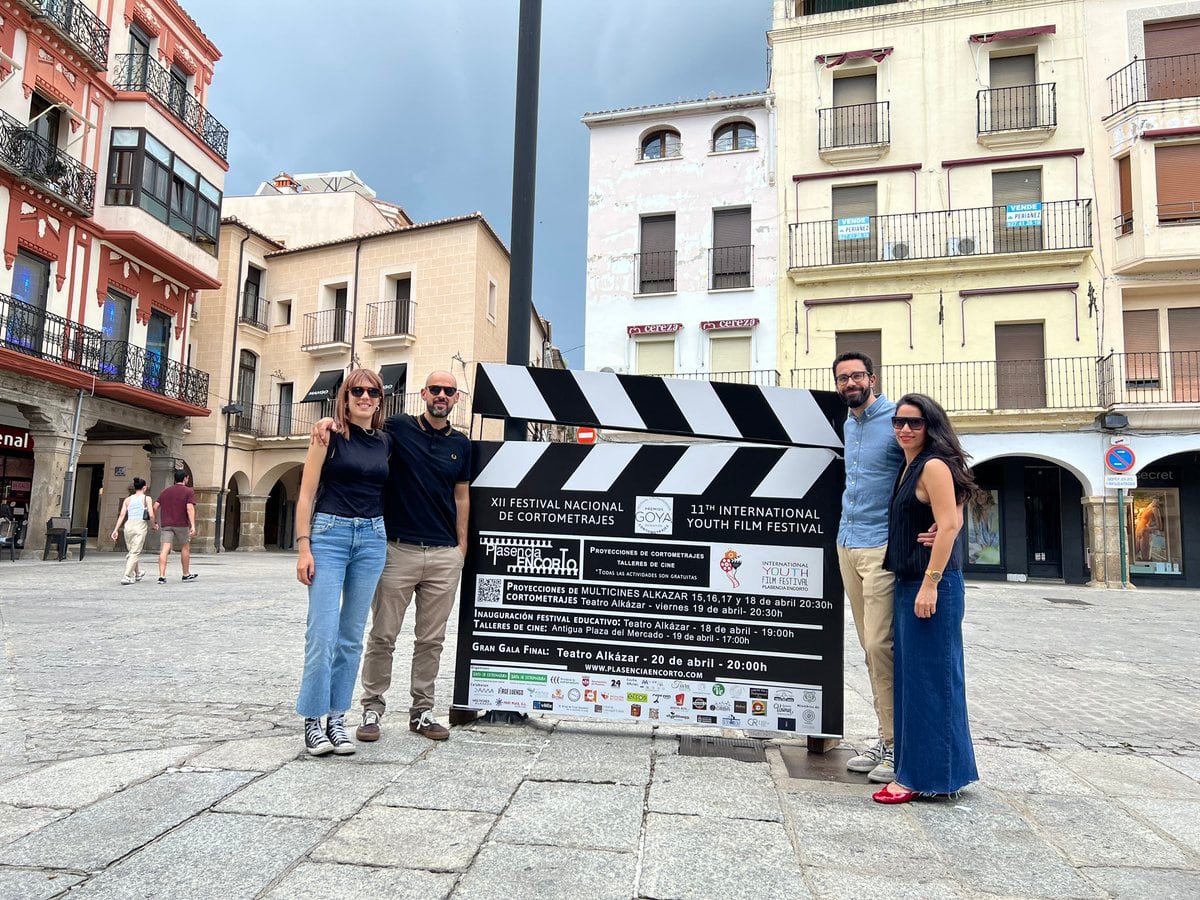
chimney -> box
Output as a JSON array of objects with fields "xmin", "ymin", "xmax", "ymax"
[{"xmin": 273, "ymin": 171, "xmax": 298, "ymax": 193}]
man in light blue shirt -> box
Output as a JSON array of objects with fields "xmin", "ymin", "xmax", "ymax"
[{"xmin": 834, "ymin": 351, "xmax": 905, "ymax": 783}]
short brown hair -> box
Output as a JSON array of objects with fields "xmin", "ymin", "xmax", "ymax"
[{"xmin": 334, "ymin": 368, "xmax": 385, "ymax": 432}]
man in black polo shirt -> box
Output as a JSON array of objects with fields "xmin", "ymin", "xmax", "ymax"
[{"xmin": 314, "ymin": 369, "xmax": 471, "ymax": 742}]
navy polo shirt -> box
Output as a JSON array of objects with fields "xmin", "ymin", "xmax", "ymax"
[{"xmin": 383, "ymin": 414, "xmax": 471, "ymax": 546}]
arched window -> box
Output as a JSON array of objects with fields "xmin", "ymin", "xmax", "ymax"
[
  {"xmin": 713, "ymin": 121, "xmax": 756, "ymax": 152},
  {"xmin": 640, "ymin": 128, "xmax": 681, "ymax": 161}
]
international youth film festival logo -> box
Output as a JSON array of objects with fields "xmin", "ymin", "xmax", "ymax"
[
  {"xmin": 719, "ymin": 549, "xmax": 742, "ymax": 587},
  {"xmin": 635, "ymin": 496, "xmax": 673, "ymax": 535}
]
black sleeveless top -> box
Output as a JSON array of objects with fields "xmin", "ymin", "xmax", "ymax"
[
  {"xmin": 314, "ymin": 424, "xmax": 390, "ymax": 518},
  {"xmin": 883, "ymin": 451, "xmax": 963, "ymax": 578}
]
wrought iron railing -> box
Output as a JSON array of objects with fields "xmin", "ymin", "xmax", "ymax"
[
  {"xmin": 1158, "ymin": 200, "xmax": 1200, "ymax": 224},
  {"xmin": 1114, "ymin": 210, "xmax": 1134, "ymax": 236},
  {"xmin": 797, "ymin": 0, "xmax": 904, "ymax": 14},
  {"xmin": 19, "ymin": 0, "xmax": 110, "ymax": 68},
  {"xmin": 0, "ymin": 110, "xmax": 96, "ymax": 214},
  {"xmin": 96, "ymin": 340, "xmax": 209, "ymax": 407},
  {"xmin": 711, "ymin": 133, "xmax": 757, "ymax": 152},
  {"xmin": 238, "ymin": 291, "xmax": 268, "ymax": 330},
  {"xmin": 646, "ymin": 369, "xmax": 781, "ymax": 387},
  {"xmin": 365, "ymin": 299, "xmax": 417, "ymax": 338},
  {"xmin": 1108, "ymin": 53, "xmax": 1200, "ymax": 114},
  {"xmin": 302, "ymin": 308, "xmax": 352, "ymax": 348},
  {"xmin": 788, "ymin": 199, "xmax": 1092, "ymax": 269},
  {"xmin": 112, "ymin": 54, "xmax": 229, "ymax": 160},
  {"xmin": 1, "ymin": 291, "xmax": 101, "ymax": 370},
  {"xmin": 227, "ymin": 402, "xmax": 319, "ymax": 438},
  {"xmin": 1101, "ymin": 351, "xmax": 1200, "ymax": 406},
  {"xmin": 382, "ymin": 391, "xmax": 470, "ymax": 429},
  {"xmin": 635, "ymin": 250, "xmax": 677, "ymax": 294},
  {"xmin": 977, "ymin": 83, "xmax": 1056, "ymax": 133},
  {"xmin": 818, "ymin": 101, "xmax": 890, "ymax": 149},
  {"xmin": 709, "ymin": 245, "xmax": 753, "ymax": 289}
]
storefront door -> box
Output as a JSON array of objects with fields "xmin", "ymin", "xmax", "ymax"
[{"xmin": 1024, "ymin": 465, "xmax": 1062, "ymax": 578}]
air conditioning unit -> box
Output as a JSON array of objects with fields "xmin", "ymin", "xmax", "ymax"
[
  {"xmin": 882, "ymin": 240, "xmax": 912, "ymax": 261},
  {"xmin": 946, "ymin": 236, "xmax": 978, "ymax": 257}
]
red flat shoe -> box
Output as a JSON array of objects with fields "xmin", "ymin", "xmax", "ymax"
[{"xmin": 872, "ymin": 785, "xmax": 918, "ymax": 804}]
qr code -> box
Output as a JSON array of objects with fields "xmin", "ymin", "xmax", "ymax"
[{"xmin": 475, "ymin": 576, "xmax": 504, "ymax": 605}]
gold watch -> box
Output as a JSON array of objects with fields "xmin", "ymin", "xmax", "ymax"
[{"xmin": 925, "ymin": 569, "xmax": 942, "ymax": 583}]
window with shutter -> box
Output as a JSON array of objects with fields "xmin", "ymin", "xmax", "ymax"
[
  {"xmin": 636, "ymin": 339, "xmax": 675, "ymax": 375},
  {"xmin": 988, "ymin": 54, "xmax": 1037, "ymax": 130},
  {"xmin": 995, "ymin": 322, "xmax": 1046, "ymax": 408},
  {"xmin": 1122, "ymin": 309, "xmax": 1161, "ymax": 387},
  {"xmin": 993, "ymin": 168, "xmax": 1043, "ymax": 252},
  {"xmin": 639, "ymin": 215, "xmax": 676, "ymax": 293},
  {"xmin": 1117, "ymin": 155, "xmax": 1134, "ymax": 234},
  {"xmin": 712, "ymin": 208, "xmax": 751, "ymax": 288},
  {"xmin": 1167, "ymin": 307, "xmax": 1200, "ymax": 401},
  {"xmin": 831, "ymin": 74, "xmax": 878, "ymax": 146},
  {"xmin": 710, "ymin": 335, "xmax": 752, "ymax": 374},
  {"xmin": 1144, "ymin": 18, "xmax": 1200, "ymax": 102},
  {"xmin": 1154, "ymin": 144, "xmax": 1200, "ymax": 222},
  {"xmin": 831, "ymin": 184, "xmax": 877, "ymax": 263},
  {"xmin": 836, "ymin": 330, "xmax": 883, "ymax": 395}
]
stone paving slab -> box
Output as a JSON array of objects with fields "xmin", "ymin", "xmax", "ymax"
[
  {"xmin": 1079, "ymin": 865, "xmax": 1200, "ymax": 898},
  {"xmin": 490, "ymin": 781, "xmax": 643, "ymax": 852},
  {"xmin": 1121, "ymin": 798, "xmax": 1200, "ymax": 855},
  {"xmin": 0, "ymin": 869, "xmax": 84, "ymax": 900},
  {"xmin": 186, "ymin": 735, "xmax": 302, "ymax": 772},
  {"xmin": 65, "ymin": 812, "xmax": 329, "ymax": 899},
  {"xmin": 971, "ymin": 744, "xmax": 1093, "ymax": 796},
  {"xmin": 804, "ymin": 867, "xmax": 965, "ymax": 899},
  {"xmin": 454, "ymin": 842, "xmax": 637, "ymax": 900},
  {"xmin": 0, "ymin": 746, "xmax": 202, "ymax": 809},
  {"xmin": 529, "ymin": 730, "xmax": 653, "ymax": 785},
  {"xmin": 1022, "ymin": 795, "xmax": 1192, "ymax": 869},
  {"xmin": 0, "ymin": 805, "xmax": 68, "ymax": 848},
  {"xmin": 1055, "ymin": 750, "xmax": 1200, "ymax": 799},
  {"xmin": 311, "ymin": 804, "xmax": 494, "ymax": 871},
  {"xmin": 648, "ymin": 754, "xmax": 782, "ymax": 822},
  {"xmin": 214, "ymin": 759, "xmax": 398, "ymax": 820},
  {"xmin": 374, "ymin": 753, "xmax": 528, "ymax": 814},
  {"xmin": 1153, "ymin": 755, "xmax": 1200, "ymax": 783},
  {"xmin": 262, "ymin": 861, "xmax": 457, "ymax": 899},
  {"xmin": 0, "ymin": 770, "xmax": 256, "ymax": 871},
  {"xmin": 639, "ymin": 812, "xmax": 810, "ymax": 900}
]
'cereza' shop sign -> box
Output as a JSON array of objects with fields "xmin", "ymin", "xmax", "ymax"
[{"xmin": 452, "ymin": 442, "xmax": 845, "ymax": 737}]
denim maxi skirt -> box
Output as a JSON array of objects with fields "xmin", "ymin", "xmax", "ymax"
[{"xmin": 892, "ymin": 570, "xmax": 979, "ymax": 794}]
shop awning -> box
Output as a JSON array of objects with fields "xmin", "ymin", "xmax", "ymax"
[
  {"xmin": 970, "ymin": 25, "xmax": 1055, "ymax": 44},
  {"xmin": 301, "ymin": 369, "xmax": 344, "ymax": 403},
  {"xmin": 379, "ymin": 363, "xmax": 408, "ymax": 397},
  {"xmin": 815, "ymin": 47, "xmax": 893, "ymax": 68}
]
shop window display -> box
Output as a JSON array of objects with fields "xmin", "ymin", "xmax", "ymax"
[
  {"xmin": 966, "ymin": 488, "xmax": 1002, "ymax": 566},
  {"xmin": 1128, "ymin": 489, "xmax": 1182, "ymax": 575}
]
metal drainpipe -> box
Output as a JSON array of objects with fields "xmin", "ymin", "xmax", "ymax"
[
  {"xmin": 214, "ymin": 230, "xmax": 251, "ymax": 553},
  {"xmin": 349, "ymin": 240, "xmax": 362, "ymax": 368},
  {"xmin": 60, "ymin": 389, "xmax": 86, "ymax": 518}
]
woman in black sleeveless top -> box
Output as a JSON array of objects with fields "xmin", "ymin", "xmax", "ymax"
[{"xmin": 875, "ymin": 393, "xmax": 979, "ymax": 803}]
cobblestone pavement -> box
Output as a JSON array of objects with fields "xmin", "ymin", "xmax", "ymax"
[{"xmin": 0, "ymin": 552, "xmax": 1197, "ymax": 898}]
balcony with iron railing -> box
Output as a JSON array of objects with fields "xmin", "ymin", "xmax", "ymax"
[
  {"xmin": 1108, "ymin": 53, "xmax": 1200, "ymax": 115},
  {"xmin": 301, "ymin": 308, "xmax": 352, "ymax": 354},
  {"xmin": 646, "ymin": 369, "xmax": 781, "ymax": 387},
  {"xmin": 977, "ymin": 83, "xmax": 1056, "ymax": 147},
  {"xmin": 96, "ymin": 340, "xmax": 209, "ymax": 407},
  {"xmin": 709, "ymin": 246, "xmax": 753, "ymax": 290},
  {"xmin": 382, "ymin": 390, "xmax": 470, "ymax": 429},
  {"xmin": 635, "ymin": 250, "xmax": 677, "ymax": 294},
  {"xmin": 112, "ymin": 54, "xmax": 230, "ymax": 160},
  {"xmin": 1, "ymin": 291, "xmax": 100, "ymax": 371},
  {"xmin": 788, "ymin": 199, "xmax": 1092, "ymax": 274},
  {"xmin": 1112, "ymin": 196, "xmax": 1200, "ymax": 274},
  {"xmin": 818, "ymin": 101, "xmax": 890, "ymax": 157},
  {"xmin": 793, "ymin": 0, "xmax": 904, "ymax": 15},
  {"xmin": 238, "ymin": 291, "xmax": 269, "ymax": 331},
  {"xmin": 364, "ymin": 299, "xmax": 417, "ymax": 348},
  {"xmin": 0, "ymin": 110, "xmax": 97, "ymax": 215},
  {"xmin": 17, "ymin": 0, "xmax": 110, "ymax": 69}
]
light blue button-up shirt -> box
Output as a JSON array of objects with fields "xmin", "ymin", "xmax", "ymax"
[{"xmin": 837, "ymin": 394, "xmax": 906, "ymax": 548}]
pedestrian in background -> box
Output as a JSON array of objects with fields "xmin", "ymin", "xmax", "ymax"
[
  {"xmin": 110, "ymin": 477, "xmax": 155, "ymax": 585},
  {"xmin": 154, "ymin": 470, "xmax": 197, "ymax": 584},
  {"xmin": 295, "ymin": 368, "xmax": 390, "ymax": 756},
  {"xmin": 875, "ymin": 393, "xmax": 979, "ymax": 804}
]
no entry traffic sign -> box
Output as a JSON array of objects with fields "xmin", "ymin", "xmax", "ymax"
[{"xmin": 1105, "ymin": 445, "xmax": 1136, "ymax": 474}]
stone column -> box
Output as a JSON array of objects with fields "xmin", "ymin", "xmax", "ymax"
[
  {"xmin": 22, "ymin": 431, "xmax": 74, "ymax": 560},
  {"xmin": 191, "ymin": 487, "xmax": 219, "ymax": 555},
  {"xmin": 238, "ymin": 495, "xmax": 268, "ymax": 552},
  {"xmin": 1082, "ymin": 495, "xmax": 1133, "ymax": 588}
]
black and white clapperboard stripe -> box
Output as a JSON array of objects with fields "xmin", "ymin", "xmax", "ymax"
[{"xmin": 472, "ymin": 364, "xmax": 845, "ymax": 448}]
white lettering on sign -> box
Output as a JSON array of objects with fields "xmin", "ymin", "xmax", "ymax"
[
  {"xmin": 701, "ymin": 318, "xmax": 760, "ymax": 331},
  {"xmin": 0, "ymin": 430, "xmax": 31, "ymax": 450},
  {"xmin": 627, "ymin": 323, "xmax": 683, "ymax": 336}
]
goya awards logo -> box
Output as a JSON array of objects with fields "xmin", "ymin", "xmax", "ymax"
[
  {"xmin": 635, "ymin": 496, "xmax": 673, "ymax": 535},
  {"xmin": 719, "ymin": 549, "xmax": 743, "ymax": 587}
]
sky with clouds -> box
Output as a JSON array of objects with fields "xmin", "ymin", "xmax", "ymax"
[{"xmin": 199, "ymin": 1, "xmax": 771, "ymax": 367}]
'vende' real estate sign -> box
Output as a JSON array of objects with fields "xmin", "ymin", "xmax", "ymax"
[{"xmin": 451, "ymin": 441, "xmax": 845, "ymax": 737}]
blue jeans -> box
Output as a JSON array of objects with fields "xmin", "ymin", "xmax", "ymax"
[{"xmin": 296, "ymin": 513, "xmax": 387, "ymax": 719}]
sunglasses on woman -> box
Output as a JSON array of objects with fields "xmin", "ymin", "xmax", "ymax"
[
  {"xmin": 349, "ymin": 386, "xmax": 382, "ymax": 398},
  {"xmin": 891, "ymin": 416, "xmax": 926, "ymax": 431},
  {"xmin": 426, "ymin": 385, "xmax": 458, "ymax": 397}
]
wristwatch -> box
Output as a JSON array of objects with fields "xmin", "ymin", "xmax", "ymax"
[{"xmin": 925, "ymin": 569, "xmax": 942, "ymax": 583}]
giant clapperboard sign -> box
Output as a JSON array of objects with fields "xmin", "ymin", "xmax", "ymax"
[{"xmin": 452, "ymin": 365, "xmax": 847, "ymax": 737}]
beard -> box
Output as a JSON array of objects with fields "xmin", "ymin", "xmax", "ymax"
[
  {"xmin": 838, "ymin": 386, "xmax": 869, "ymax": 409},
  {"xmin": 426, "ymin": 400, "xmax": 450, "ymax": 419}
]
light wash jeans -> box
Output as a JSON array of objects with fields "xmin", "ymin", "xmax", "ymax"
[{"xmin": 296, "ymin": 513, "xmax": 387, "ymax": 719}]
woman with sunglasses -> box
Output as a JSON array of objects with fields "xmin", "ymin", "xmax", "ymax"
[
  {"xmin": 874, "ymin": 393, "xmax": 979, "ymax": 803},
  {"xmin": 294, "ymin": 369, "xmax": 391, "ymax": 756}
]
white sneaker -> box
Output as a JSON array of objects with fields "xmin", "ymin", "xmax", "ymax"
[
  {"xmin": 847, "ymin": 738, "xmax": 884, "ymax": 773},
  {"xmin": 120, "ymin": 576, "xmax": 135, "ymax": 585},
  {"xmin": 868, "ymin": 744, "xmax": 896, "ymax": 783}
]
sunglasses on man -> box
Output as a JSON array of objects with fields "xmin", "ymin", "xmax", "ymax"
[
  {"xmin": 349, "ymin": 386, "xmax": 382, "ymax": 398},
  {"xmin": 426, "ymin": 385, "xmax": 458, "ymax": 397}
]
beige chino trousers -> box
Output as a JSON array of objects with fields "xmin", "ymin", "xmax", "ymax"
[
  {"xmin": 837, "ymin": 544, "xmax": 895, "ymax": 746},
  {"xmin": 122, "ymin": 518, "xmax": 149, "ymax": 578},
  {"xmin": 359, "ymin": 542, "xmax": 464, "ymax": 719}
]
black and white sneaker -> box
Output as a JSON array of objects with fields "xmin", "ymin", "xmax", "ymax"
[
  {"xmin": 182, "ymin": 573, "xmax": 199, "ymax": 581},
  {"xmin": 325, "ymin": 714, "xmax": 355, "ymax": 755},
  {"xmin": 157, "ymin": 577, "xmax": 166, "ymax": 584},
  {"xmin": 304, "ymin": 717, "xmax": 333, "ymax": 756}
]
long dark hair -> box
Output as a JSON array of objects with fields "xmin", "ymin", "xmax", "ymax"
[{"xmin": 897, "ymin": 393, "xmax": 976, "ymax": 499}]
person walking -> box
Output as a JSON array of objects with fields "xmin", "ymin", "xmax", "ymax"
[
  {"xmin": 295, "ymin": 368, "xmax": 390, "ymax": 757},
  {"xmin": 874, "ymin": 393, "xmax": 979, "ymax": 804},
  {"xmin": 833, "ymin": 352, "xmax": 905, "ymax": 783},
  {"xmin": 110, "ymin": 477, "xmax": 155, "ymax": 584},
  {"xmin": 154, "ymin": 470, "xmax": 197, "ymax": 584}
]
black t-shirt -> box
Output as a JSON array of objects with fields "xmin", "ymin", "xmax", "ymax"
[
  {"xmin": 315, "ymin": 423, "xmax": 391, "ymax": 518},
  {"xmin": 383, "ymin": 414, "xmax": 471, "ymax": 546}
]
